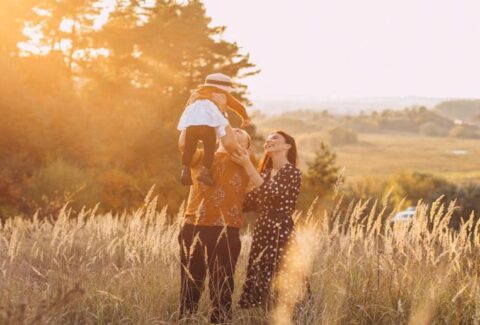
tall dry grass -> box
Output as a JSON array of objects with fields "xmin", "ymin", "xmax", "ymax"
[{"xmin": 1, "ymin": 187, "xmax": 480, "ymax": 324}]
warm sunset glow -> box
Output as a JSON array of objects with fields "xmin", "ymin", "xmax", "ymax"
[
  {"xmin": 19, "ymin": 0, "xmax": 114, "ymax": 55},
  {"xmin": 2, "ymin": 1, "xmax": 480, "ymax": 324}
]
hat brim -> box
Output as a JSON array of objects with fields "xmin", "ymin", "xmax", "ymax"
[{"xmin": 204, "ymin": 83, "xmax": 234, "ymax": 93}]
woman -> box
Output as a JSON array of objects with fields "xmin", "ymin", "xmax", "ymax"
[{"xmin": 231, "ymin": 130, "xmax": 303, "ymax": 310}]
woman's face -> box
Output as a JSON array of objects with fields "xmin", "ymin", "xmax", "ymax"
[{"xmin": 264, "ymin": 132, "xmax": 290, "ymax": 155}]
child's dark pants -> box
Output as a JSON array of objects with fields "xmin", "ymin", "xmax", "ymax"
[{"xmin": 182, "ymin": 125, "xmax": 217, "ymax": 168}]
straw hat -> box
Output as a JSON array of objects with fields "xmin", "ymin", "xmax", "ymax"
[{"xmin": 204, "ymin": 73, "xmax": 234, "ymax": 92}]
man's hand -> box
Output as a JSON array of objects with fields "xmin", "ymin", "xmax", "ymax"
[{"xmin": 178, "ymin": 129, "xmax": 186, "ymax": 153}]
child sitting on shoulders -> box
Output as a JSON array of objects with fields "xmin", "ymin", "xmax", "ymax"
[{"xmin": 177, "ymin": 73, "xmax": 249, "ymax": 186}]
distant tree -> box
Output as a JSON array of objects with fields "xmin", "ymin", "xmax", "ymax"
[
  {"xmin": 419, "ymin": 122, "xmax": 445, "ymax": 137},
  {"xmin": 329, "ymin": 126, "xmax": 358, "ymax": 145},
  {"xmin": 418, "ymin": 106, "xmax": 428, "ymax": 113},
  {"xmin": 306, "ymin": 142, "xmax": 340, "ymax": 198},
  {"xmin": 449, "ymin": 125, "xmax": 479, "ymax": 139},
  {"xmin": 435, "ymin": 100, "xmax": 480, "ymax": 121},
  {"xmin": 381, "ymin": 109, "xmax": 394, "ymax": 118}
]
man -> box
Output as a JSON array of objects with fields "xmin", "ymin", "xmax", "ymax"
[{"xmin": 178, "ymin": 127, "xmax": 254, "ymax": 324}]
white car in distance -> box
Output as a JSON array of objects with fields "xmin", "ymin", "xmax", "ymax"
[{"xmin": 393, "ymin": 207, "xmax": 416, "ymax": 222}]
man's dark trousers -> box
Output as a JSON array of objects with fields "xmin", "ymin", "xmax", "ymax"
[{"xmin": 179, "ymin": 222, "xmax": 241, "ymax": 323}]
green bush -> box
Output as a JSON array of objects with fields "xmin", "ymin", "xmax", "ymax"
[{"xmin": 299, "ymin": 142, "xmax": 340, "ymax": 210}]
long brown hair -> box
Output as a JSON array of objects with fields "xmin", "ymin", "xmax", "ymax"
[{"xmin": 259, "ymin": 130, "xmax": 298, "ymax": 173}]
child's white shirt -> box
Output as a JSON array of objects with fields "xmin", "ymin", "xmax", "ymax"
[{"xmin": 177, "ymin": 99, "xmax": 229, "ymax": 137}]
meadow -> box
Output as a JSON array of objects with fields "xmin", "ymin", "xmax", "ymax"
[
  {"xmin": 2, "ymin": 189, "xmax": 480, "ymax": 324},
  {"xmin": 297, "ymin": 132, "xmax": 480, "ymax": 180}
]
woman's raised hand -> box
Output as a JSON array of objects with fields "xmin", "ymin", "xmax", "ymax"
[
  {"xmin": 232, "ymin": 150, "xmax": 264, "ymax": 187},
  {"xmin": 230, "ymin": 149, "xmax": 251, "ymax": 168}
]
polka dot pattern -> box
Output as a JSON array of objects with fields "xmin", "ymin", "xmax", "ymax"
[{"xmin": 238, "ymin": 163, "xmax": 302, "ymax": 309}]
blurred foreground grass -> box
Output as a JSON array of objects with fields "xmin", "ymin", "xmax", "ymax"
[{"xmin": 1, "ymin": 190, "xmax": 480, "ymax": 324}]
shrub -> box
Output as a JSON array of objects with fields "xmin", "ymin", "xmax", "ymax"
[
  {"xmin": 419, "ymin": 122, "xmax": 446, "ymax": 137},
  {"xmin": 449, "ymin": 125, "xmax": 479, "ymax": 138},
  {"xmin": 454, "ymin": 181, "xmax": 480, "ymax": 223},
  {"xmin": 343, "ymin": 177, "xmax": 389, "ymax": 201},
  {"xmin": 97, "ymin": 169, "xmax": 143, "ymax": 212},
  {"xmin": 390, "ymin": 171, "xmax": 456, "ymax": 207},
  {"xmin": 25, "ymin": 159, "xmax": 99, "ymax": 216},
  {"xmin": 378, "ymin": 117, "xmax": 418, "ymax": 133},
  {"xmin": 329, "ymin": 126, "xmax": 358, "ymax": 146}
]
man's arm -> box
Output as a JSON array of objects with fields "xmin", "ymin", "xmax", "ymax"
[
  {"xmin": 177, "ymin": 93, "xmax": 196, "ymax": 152},
  {"xmin": 178, "ymin": 129, "xmax": 186, "ymax": 153}
]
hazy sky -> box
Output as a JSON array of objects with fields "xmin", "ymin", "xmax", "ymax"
[{"xmin": 202, "ymin": 0, "xmax": 480, "ymax": 99}]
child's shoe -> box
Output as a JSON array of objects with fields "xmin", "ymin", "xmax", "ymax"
[
  {"xmin": 197, "ymin": 166, "xmax": 214, "ymax": 186},
  {"xmin": 180, "ymin": 165, "xmax": 193, "ymax": 185}
]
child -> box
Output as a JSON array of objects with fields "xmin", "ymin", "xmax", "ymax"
[{"xmin": 177, "ymin": 73, "xmax": 250, "ymax": 186}]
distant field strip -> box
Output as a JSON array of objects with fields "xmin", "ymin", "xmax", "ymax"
[{"xmin": 296, "ymin": 132, "xmax": 480, "ymax": 179}]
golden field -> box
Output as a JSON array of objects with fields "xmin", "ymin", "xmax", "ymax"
[
  {"xmin": 2, "ymin": 190, "xmax": 480, "ymax": 324},
  {"xmin": 296, "ymin": 132, "xmax": 480, "ymax": 180}
]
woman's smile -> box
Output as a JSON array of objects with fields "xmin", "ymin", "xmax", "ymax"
[
  {"xmin": 264, "ymin": 133, "xmax": 284, "ymax": 152},
  {"xmin": 264, "ymin": 142, "xmax": 275, "ymax": 150}
]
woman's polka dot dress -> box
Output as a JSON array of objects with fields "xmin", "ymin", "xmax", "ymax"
[{"xmin": 238, "ymin": 162, "xmax": 302, "ymax": 309}]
